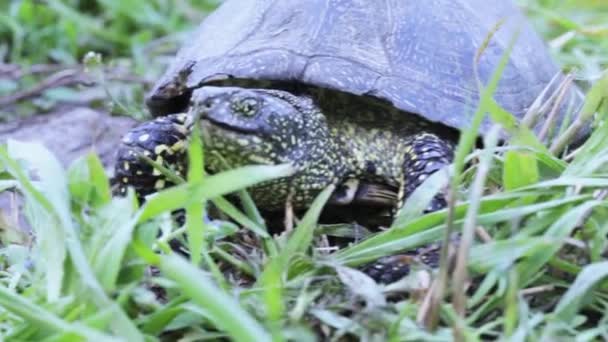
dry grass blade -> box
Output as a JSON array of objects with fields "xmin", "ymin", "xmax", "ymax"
[
  {"xmin": 537, "ymin": 73, "xmax": 575, "ymax": 142},
  {"xmin": 550, "ymin": 71, "xmax": 608, "ymax": 155},
  {"xmin": 452, "ymin": 125, "xmax": 500, "ymax": 318},
  {"xmin": 423, "ymin": 23, "xmax": 518, "ymax": 332},
  {"xmin": 522, "ymin": 71, "xmax": 571, "ymax": 130}
]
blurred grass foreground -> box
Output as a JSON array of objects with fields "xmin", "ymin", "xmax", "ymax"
[{"xmin": 0, "ymin": 0, "xmax": 608, "ymax": 341}]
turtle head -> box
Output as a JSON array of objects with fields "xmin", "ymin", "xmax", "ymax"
[{"xmin": 190, "ymin": 86, "xmax": 332, "ymax": 171}]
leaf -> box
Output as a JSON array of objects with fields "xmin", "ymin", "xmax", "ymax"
[
  {"xmin": 67, "ymin": 153, "xmax": 111, "ymax": 208},
  {"xmin": 335, "ymin": 193, "xmax": 585, "ymax": 266},
  {"xmin": 4, "ymin": 140, "xmax": 68, "ymax": 302},
  {"xmin": 335, "ymin": 266, "xmax": 386, "ymax": 308},
  {"xmin": 138, "ymin": 164, "xmax": 294, "ymax": 222},
  {"xmin": 310, "ymin": 309, "xmax": 364, "ymax": 337},
  {"xmin": 469, "ymin": 237, "xmax": 554, "ymax": 273},
  {"xmin": 0, "ymin": 180, "xmax": 18, "ymax": 192},
  {"xmin": 517, "ymin": 200, "xmax": 603, "ymax": 284},
  {"xmin": 211, "ymin": 196, "xmax": 270, "ymax": 238},
  {"xmin": 89, "ymin": 195, "xmax": 138, "ymax": 291},
  {"xmin": 159, "ymin": 254, "xmax": 271, "ymax": 342},
  {"xmin": 0, "ymin": 285, "xmax": 115, "ymax": 341},
  {"xmin": 503, "ymin": 151, "xmax": 540, "ymax": 191},
  {"xmin": 260, "ymin": 257, "xmax": 285, "ymax": 339},
  {"xmin": 276, "ymin": 185, "xmax": 334, "ymax": 271},
  {"xmin": 553, "ymin": 261, "xmax": 608, "ymax": 322},
  {"xmin": 2, "ymin": 141, "xmax": 143, "ymax": 340},
  {"xmin": 186, "ymin": 123, "xmax": 205, "ymax": 266},
  {"xmin": 392, "ymin": 166, "xmax": 450, "ymax": 229}
]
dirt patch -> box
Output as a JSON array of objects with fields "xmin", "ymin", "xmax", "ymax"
[
  {"xmin": 1, "ymin": 107, "xmax": 138, "ymax": 171},
  {"xmin": 0, "ymin": 108, "xmax": 139, "ymax": 233}
]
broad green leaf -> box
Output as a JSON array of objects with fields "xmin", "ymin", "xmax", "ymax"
[
  {"xmin": 5, "ymin": 140, "xmax": 68, "ymax": 302},
  {"xmin": 211, "ymin": 196, "xmax": 270, "ymax": 238},
  {"xmin": 336, "ymin": 194, "xmax": 587, "ymax": 265},
  {"xmin": 335, "ymin": 266, "xmax": 386, "ymax": 307},
  {"xmin": 260, "ymin": 258, "xmax": 285, "ymax": 340},
  {"xmin": 503, "ymin": 151, "xmax": 540, "ymax": 191},
  {"xmin": 517, "ymin": 200, "xmax": 604, "ymax": 284},
  {"xmin": 67, "ymin": 153, "xmax": 111, "ymax": 208}
]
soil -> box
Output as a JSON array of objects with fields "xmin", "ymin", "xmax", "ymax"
[
  {"xmin": 0, "ymin": 108, "xmax": 138, "ymax": 232},
  {"xmin": 0, "ymin": 107, "xmax": 138, "ymax": 171}
]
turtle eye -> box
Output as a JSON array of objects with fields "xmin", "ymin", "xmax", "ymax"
[{"xmin": 232, "ymin": 97, "xmax": 260, "ymax": 117}]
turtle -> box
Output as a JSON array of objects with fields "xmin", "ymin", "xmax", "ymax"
[{"xmin": 114, "ymin": 0, "xmax": 582, "ymax": 282}]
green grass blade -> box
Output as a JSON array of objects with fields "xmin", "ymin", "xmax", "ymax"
[
  {"xmin": 453, "ymin": 125, "xmax": 501, "ymax": 316},
  {"xmin": 88, "ymin": 196, "xmax": 139, "ymax": 291},
  {"xmin": 159, "ymin": 254, "xmax": 272, "ymax": 342},
  {"xmin": 2, "ymin": 141, "xmax": 143, "ymax": 340},
  {"xmin": 335, "ymin": 194, "xmax": 588, "ymax": 265},
  {"xmin": 517, "ymin": 200, "xmax": 603, "ymax": 284},
  {"xmin": 392, "ymin": 166, "xmax": 450, "ymax": 229},
  {"xmin": 0, "ymin": 285, "xmax": 116, "ymax": 341},
  {"xmin": 503, "ymin": 151, "xmax": 540, "ymax": 191},
  {"xmin": 3, "ymin": 141, "xmax": 68, "ymax": 301},
  {"xmin": 277, "ymin": 185, "xmax": 335, "ymax": 268},
  {"xmin": 552, "ymin": 261, "xmax": 608, "ymax": 322},
  {"xmin": 550, "ymin": 71, "xmax": 608, "ymax": 155},
  {"xmin": 138, "ymin": 164, "xmax": 294, "ymax": 222},
  {"xmin": 211, "ymin": 197, "xmax": 270, "ymax": 238},
  {"xmin": 186, "ymin": 124, "xmax": 205, "ymax": 266}
]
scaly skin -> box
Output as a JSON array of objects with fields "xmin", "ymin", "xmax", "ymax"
[
  {"xmin": 114, "ymin": 86, "xmax": 455, "ymax": 283},
  {"xmin": 116, "ymin": 87, "xmax": 454, "ymax": 210}
]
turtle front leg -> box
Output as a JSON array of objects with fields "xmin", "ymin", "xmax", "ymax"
[
  {"xmin": 113, "ymin": 113, "xmax": 192, "ymax": 199},
  {"xmin": 362, "ymin": 133, "xmax": 454, "ymax": 284},
  {"xmin": 399, "ymin": 132, "xmax": 454, "ymax": 212}
]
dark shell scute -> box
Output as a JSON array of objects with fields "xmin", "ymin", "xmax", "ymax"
[{"xmin": 148, "ymin": 0, "xmax": 582, "ymax": 135}]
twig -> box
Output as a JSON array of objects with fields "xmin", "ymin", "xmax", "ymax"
[
  {"xmin": 0, "ymin": 63, "xmax": 67, "ymax": 79},
  {"xmin": 0, "ymin": 64, "xmax": 152, "ymax": 107},
  {"xmin": 0, "ymin": 69, "xmax": 85, "ymax": 107},
  {"xmin": 284, "ymin": 191, "xmax": 294, "ymax": 233},
  {"xmin": 417, "ymin": 278, "xmax": 439, "ymax": 324},
  {"xmin": 475, "ymin": 226, "xmax": 493, "ymax": 243},
  {"xmin": 519, "ymin": 284, "xmax": 555, "ymax": 296}
]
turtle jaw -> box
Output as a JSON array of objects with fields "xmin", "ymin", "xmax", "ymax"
[
  {"xmin": 199, "ymin": 118, "xmax": 280, "ymax": 171},
  {"xmin": 190, "ymin": 86, "xmax": 350, "ymax": 208},
  {"xmin": 190, "ymin": 86, "xmax": 324, "ymax": 171},
  {"xmin": 200, "ymin": 117, "xmax": 259, "ymax": 136}
]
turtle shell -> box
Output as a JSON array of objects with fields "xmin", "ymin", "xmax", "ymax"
[{"xmin": 146, "ymin": 0, "xmax": 582, "ymax": 135}]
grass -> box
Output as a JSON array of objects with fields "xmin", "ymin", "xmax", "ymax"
[
  {"xmin": 1, "ymin": 0, "xmax": 608, "ymax": 340},
  {"xmin": 0, "ymin": 0, "xmax": 218, "ymax": 120}
]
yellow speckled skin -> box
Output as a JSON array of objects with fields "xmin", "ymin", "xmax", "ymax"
[{"xmin": 114, "ymin": 86, "xmax": 455, "ymax": 213}]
